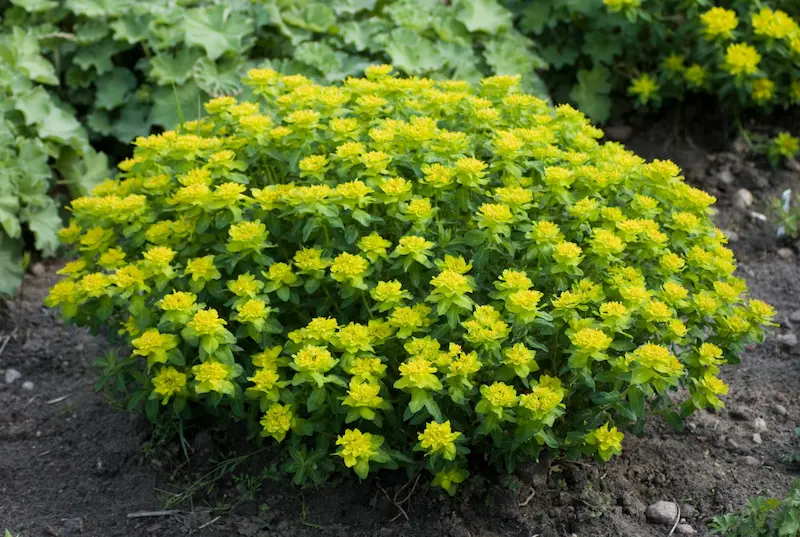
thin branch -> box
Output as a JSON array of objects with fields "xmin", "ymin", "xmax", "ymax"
[{"xmin": 126, "ymin": 510, "xmax": 182, "ymax": 519}]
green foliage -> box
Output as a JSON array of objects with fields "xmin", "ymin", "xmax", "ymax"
[
  {"xmin": 710, "ymin": 480, "xmax": 800, "ymax": 536},
  {"xmin": 0, "ymin": 34, "xmax": 107, "ymax": 296},
  {"xmin": 47, "ymin": 70, "xmax": 774, "ymax": 492},
  {"xmin": 4, "ymin": 0, "xmax": 547, "ymax": 147},
  {"xmin": 507, "ymin": 0, "xmax": 800, "ymax": 121}
]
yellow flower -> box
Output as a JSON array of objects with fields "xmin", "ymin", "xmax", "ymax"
[
  {"xmin": 152, "ymin": 366, "xmax": 187, "ymax": 404},
  {"xmin": 370, "ymin": 280, "xmax": 411, "ymax": 310},
  {"xmin": 358, "ymin": 232, "xmax": 392, "ymax": 261},
  {"xmin": 228, "ymin": 221, "xmax": 269, "ymax": 252},
  {"xmin": 342, "ymin": 380, "xmax": 384, "ymax": 412},
  {"xmin": 748, "ymin": 299, "xmax": 775, "ymax": 324},
  {"xmin": 79, "ymin": 273, "xmax": 110, "ymax": 299},
  {"xmin": 629, "ymin": 74, "xmax": 659, "ymax": 104},
  {"xmin": 418, "ymin": 421, "xmax": 461, "ymax": 460},
  {"xmin": 752, "ymin": 8, "xmax": 798, "ymax": 40},
  {"xmin": 684, "ymin": 64, "xmax": 708, "ymax": 88},
  {"xmin": 663, "ymin": 54, "xmax": 684, "ymax": 72},
  {"xmin": 603, "ymin": 0, "xmax": 640, "ymax": 13},
  {"xmin": 192, "ymin": 359, "xmax": 240, "ymax": 395},
  {"xmin": 394, "ymin": 356, "xmax": 441, "ymax": 391},
  {"xmin": 502, "ymin": 343, "xmax": 538, "ymax": 378},
  {"xmin": 187, "ymin": 308, "xmax": 227, "ymax": 336},
  {"xmin": 335, "ymin": 429, "xmax": 384, "ymax": 478},
  {"xmin": 553, "ymin": 241, "xmax": 583, "ymax": 266},
  {"xmin": 642, "ymin": 300, "xmax": 672, "ymax": 323},
  {"xmin": 478, "ymin": 382, "xmax": 518, "ymax": 415},
  {"xmin": 294, "ymin": 248, "xmax": 330, "ymax": 273},
  {"xmin": 299, "ymin": 154, "xmax": 328, "ymax": 176},
  {"xmin": 335, "ymin": 323, "xmax": 373, "ymax": 354},
  {"xmin": 628, "ymin": 343, "xmax": 684, "ymax": 379},
  {"xmin": 347, "ymin": 356, "xmax": 387, "ymax": 382},
  {"xmin": 432, "ymin": 467, "xmax": 468, "ymax": 496},
  {"xmin": 260, "ymin": 403, "xmax": 294, "ymax": 442},
  {"xmin": 529, "ymin": 220, "xmax": 562, "ymax": 243},
  {"xmin": 506, "ymin": 289, "xmax": 544, "ymax": 322},
  {"xmin": 246, "ymin": 367, "xmax": 282, "ymax": 400},
  {"xmin": 266, "ymin": 262, "xmax": 297, "ymax": 287},
  {"xmin": 430, "ymin": 270, "xmax": 473, "ymax": 297},
  {"xmin": 723, "ymin": 43, "xmax": 761, "ymax": 76},
  {"xmin": 235, "ymin": 298, "xmax": 270, "ymax": 328},
  {"xmin": 292, "ymin": 345, "xmax": 337, "ymax": 373},
  {"xmin": 586, "ymin": 422, "xmax": 624, "ymax": 461},
  {"xmin": 571, "ymin": 328, "xmax": 613, "ymax": 354},
  {"xmin": 751, "ymin": 79, "xmax": 774, "ymax": 103},
  {"xmin": 700, "ymin": 7, "xmax": 738, "ymax": 40},
  {"xmin": 227, "ymin": 273, "xmax": 264, "ymax": 298},
  {"xmin": 132, "ymin": 328, "xmax": 178, "ymax": 367},
  {"xmin": 185, "ymin": 256, "xmax": 221, "ymax": 283},
  {"xmin": 330, "ymin": 252, "xmax": 369, "ymax": 285}
]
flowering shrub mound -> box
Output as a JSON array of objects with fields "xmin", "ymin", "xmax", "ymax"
[{"xmin": 47, "ymin": 67, "xmax": 774, "ymax": 492}]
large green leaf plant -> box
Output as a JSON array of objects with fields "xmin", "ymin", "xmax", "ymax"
[
  {"xmin": 3, "ymin": 0, "xmax": 548, "ymax": 148},
  {"xmin": 0, "ymin": 28, "xmax": 107, "ymax": 295}
]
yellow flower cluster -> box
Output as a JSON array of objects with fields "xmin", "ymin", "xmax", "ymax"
[{"xmin": 48, "ymin": 67, "xmax": 773, "ymax": 490}]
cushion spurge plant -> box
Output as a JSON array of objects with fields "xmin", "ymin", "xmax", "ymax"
[{"xmin": 48, "ymin": 66, "xmax": 774, "ymax": 493}]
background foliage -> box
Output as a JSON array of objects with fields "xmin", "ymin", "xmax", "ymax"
[{"xmin": 507, "ymin": 0, "xmax": 800, "ymax": 121}]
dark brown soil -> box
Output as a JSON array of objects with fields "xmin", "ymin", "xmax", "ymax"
[{"xmin": 2, "ymin": 129, "xmax": 800, "ymax": 537}]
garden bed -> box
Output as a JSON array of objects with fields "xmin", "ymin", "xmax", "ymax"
[{"xmin": 2, "ymin": 128, "xmax": 799, "ymax": 537}]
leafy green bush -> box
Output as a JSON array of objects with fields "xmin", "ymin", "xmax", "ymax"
[
  {"xmin": 710, "ymin": 480, "xmax": 800, "ymax": 536},
  {"xmin": 507, "ymin": 0, "xmax": 800, "ymax": 121},
  {"xmin": 4, "ymin": 0, "xmax": 546, "ymax": 147},
  {"xmin": 0, "ymin": 28, "xmax": 107, "ymax": 295},
  {"xmin": 47, "ymin": 68, "xmax": 774, "ymax": 492}
]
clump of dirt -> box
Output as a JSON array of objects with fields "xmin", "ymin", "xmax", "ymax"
[{"xmin": 2, "ymin": 123, "xmax": 800, "ymax": 537}]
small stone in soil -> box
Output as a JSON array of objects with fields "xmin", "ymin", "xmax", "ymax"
[
  {"xmin": 21, "ymin": 381, "xmax": 34, "ymax": 391},
  {"xmin": 777, "ymin": 333, "xmax": 798, "ymax": 348},
  {"xmin": 729, "ymin": 406, "xmax": 750, "ymax": 421},
  {"xmin": 62, "ymin": 518, "xmax": 84, "ymax": 536},
  {"xmin": 773, "ymin": 404, "xmax": 788, "ymax": 416},
  {"xmin": 4, "ymin": 368, "xmax": 22, "ymax": 384},
  {"xmin": 733, "ymin": 188, "xmax": 754, "ymax": 210},
  {"xmin": 753, "ymin": 433, "xmax": 763, "ymax": 444},
  {"xmin": 778, "ymin": 247, "xmax": 794, "ymax": 259},
  {"xmin": 717, "ymin": 169, "xmax": 735, "ymax": 185},
  {"xmin": 676, "ymin": 524, "xmax": 696, "ymax": 535},
  {"xmin": 743, "ymin": 456, "xmax": 760, "ymax": 466},
  {"xmin": 30, "ymin": 262, "xmax": 45, "ymax": 277},
  {"xmin": 448, "ymin": 521, "xmax": 470, "ymax": 537},
  {"xmin": 790, "ymin": 310, "xmax": 800, "ymax": 323},
  {"xmin": 754, "ymin": 417, "xmax": 767, "ymax": 433},
  {"xmin": 645, "ymin": 501, "xmax": 679, "ymax": 525},
  {"xmin": 681, "ymin": 504, "xmax": 696, "ymax": 518}
]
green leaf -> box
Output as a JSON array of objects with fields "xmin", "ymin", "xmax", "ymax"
[
  {"xmin": 283, "ymin": 2, "xmax": 336, "ymax": 33},
  {"xmin": 111, "ymin": 102, "xmax": 152, "ymax": 143},
  {"xmin": 17, "ymin": 139, "xmax": 51, "ymax": 186},
  {"xmin": 21, "ymin": 200, "xmax": 61, "ymax": 256},
  {"xmin": 0, "ymin": 28, "xmax": 58, "ymax": 85},
  {"xmin": 150, "ymin": 83, "xmax": 203, "ymax": 130},
  {"xmin": 0, "ymin": 194, "xmax": 22, "ymax": 239},
  {"xmin": 330, "ymin": 0, "xmax": 376, "ymax": 16},
  {"xmin": 192, "ymin": 57, "xmax": 244, "ymax": 96},
  {"xmin": 57, "ymin": 146, "xmax": 109, "ymax": 198},
  {"xmin": 14, "ymin": 86, "xmax": 52, "ymax": 127},
  {"xmin": 539, "ymin": 44, "xmax": 580, "ymax": 69},
  {"xmin": 66, "ymin": 0, "xmax": 131, "ymax": 17},
  {"xmin": 11, "ymin": 0, "xmax": 58, "ymax": 12},
  {"xmin": 583, "ymin": 32, "xmax": 623, "ymax": 65},
  {"xmin": 184, "ymin": 5, "xmax": 253, "ymax": 61},
  {"xmin": 569, "ymin": 66, "xmax": 612, "ymax": 122},
  {"xmin": 483, "ymin": 34, "xmax": 547, "ymax": 76},
  {"xmin": 73, "ymin": 38, "xmax": 128, "ymax": 74},
  {"xmin": 38, "ymin": 106, "xmax": 85, "ymax": 147},
  {"xmin": 0, "ymin": 231, "xmax": 24, "ymax": 297},
  {"xmin": 385, "ymin": 29, "xmax": 446, "ymax": 75},
  {"xmin": 519, "ymin": 2, "xmax": 552, "ymax": 35},
  {"xmin": 94, "ymin": 68, "xmax": 137, "ymax": 111},
  {"xmin": 110, "ymin": 15, "xmax": 151, "ymax": 44},
  {"xmin": 454, "ymin": 0, "xmax": 512, "ymax": 34},
  {"xmin": 149, "ymin": 49, "xmax": 202, "ymax": 86},
  {"xmin": 338, "ymin": 19, "xmax": 386, "ymax": 52}
]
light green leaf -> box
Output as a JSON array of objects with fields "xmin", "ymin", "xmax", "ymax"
[
  {"xmin": 0, "ymin": 232, "xmax": 25, "ymax": 297},
  {"xmin": 150, "ymin": 83, "xmax": 203, "ymax": 130},
  {"xmin": 95, "ymin": 67, "xmax": 137, "ymax": 111},
  {"xmin": 0, "ymin": 194, "xmax": 22, "ymax": 239},
  {"xmin": 539, "ymin": 44, "xmax": 580, "ymax": 69},
  {"xmin": 484, "ymin": 34, "xmax": 547, "ymax": 75},
  {"xmin": 184, "ymin": 5, "xmax": 253, "ymax": 61},
  {"xmin": 330, "ymin": 0, "xmax": 376, "ymax": 16},
  {"xmin": 193, "ymin": 57, "xmax": 244, "ymax": 96},
  {"xmin": 454, "ymin": 0, "xmax": 512, "ymax": 34},
  {"xmin": 283, "ymin": 3, "xmax": 336, "ymax": 33},
  {"xmin": 17, "ymin": 139, "xmax": 51, "ymax": 188},
  {"xmin": 569, "ymin": 66, "xmax": 612, "ymax": 122},
  {"xmin": 0, "ymin": 28, "xmax": 58, "ymax": 84},
  {"xmin": 21, "ymin": 200, "xmax": 61, "ymax": 256},
  {"xmin": 14, "ymin": 86, "xmax": 53, "ymax": 126},
  {"xmin": 149, "ymin": 50, "xmax": 202, "ymax": 85},
  {"xmin": 338, "ymin": 19, "xmax": 386, "ymax": 52},
  {"xmin": 385, "ymin": 29, "xmax": 446, "ymax": 75},
  {"xmin": 385, "ymin": 0, "xmax": 434, "ymax": 31},
  {"xmin": 11, "ymin": 0, "xmax": 58, "ymax": 12},
  {"xmin": 57, "ymin": 146, "xmax": 110, "ymax": 198},
  {"xmin": 110, "ymin": 15, "xmax": 151, "ymax": 44},
  {"xmin": 38, "ymin": 106, "xmax": 84, "ymax": 147},
  {"xmin": 66, "ymin": 0, "xmax": 131, "ymax": 17},
  {"xmin": 73, "ymin": 21, "xmax": 110, "ymax": 45},
  {"xmin": 295, "ymin": 42, "xmax": 342, "ymax": 77},
  {"xmin": 86, "ymin": 109, "xmax": 113, "ymax": 136}
]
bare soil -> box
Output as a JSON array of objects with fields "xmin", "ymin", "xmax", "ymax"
[{"xmin": 2, "ymin": 128, "xmax": 800, "ymax": 537}]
